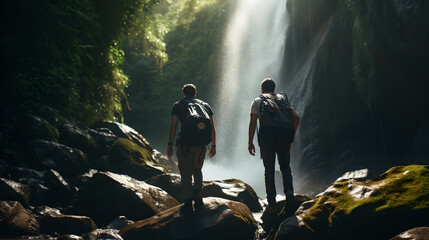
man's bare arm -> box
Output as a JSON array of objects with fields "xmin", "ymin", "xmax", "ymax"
[
  {"xmin": 209, "ymin": 116, "xmax": 216, "ymax": 158},
  {"xmin": 167, "ymin": 115, "xmax": 178, "ymax": 159},
  {"xmin": 248, "ymin": 113, "xmax": 258, "ymax": 156},
  {"xmin": 291, "ymin": 109, "xmax": 300, "ymax": 134}
]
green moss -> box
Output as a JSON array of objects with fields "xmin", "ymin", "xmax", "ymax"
[
  {"xmin": 302, "ymin": 195, "xmax": 329, "ymax": 222},
  {"xmin": 303, "ymin": 165, "xmax": 429, "ymax": 225},
  {"xmin": 111, "ymin": 138, "xmax": 167, "ymax": 172},
  {"xmin": 369, "ymin": 165, "xmax": 429, "ymax": 211}
]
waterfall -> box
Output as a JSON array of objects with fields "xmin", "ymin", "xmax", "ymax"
[{"xmin": 203, "ymin": 0, "xmax": 288, "ymax": 197}]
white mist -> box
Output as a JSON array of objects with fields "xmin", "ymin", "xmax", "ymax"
[{"xmin": 203, "ymin": 0, "xmax": 289, "ymax": 198}]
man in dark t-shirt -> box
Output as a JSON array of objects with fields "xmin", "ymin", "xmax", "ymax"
[{"xmin": 167, "ymin": 83, "xmax": 216, "ymax": 214}]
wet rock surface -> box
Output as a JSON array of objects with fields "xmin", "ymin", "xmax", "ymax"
[
  {"xmin": 201, "ymin": 179, "xmax": 262, "ymax": 212},
  {"xmin": 390, "ymin": 227, "xmax": 429, "ymax": 240},
  {"xmin": 146, "ymin": 173, "xmax": 262, "ymax": 211},
  {"xmin": 152, "ymin": 149, "xmax": 180, "ymax": 174},
  {"xmin": 120, "ymin": 197, "xmax": 257, "ymax": 240}
]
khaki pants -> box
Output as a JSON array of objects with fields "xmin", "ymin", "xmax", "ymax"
[{"xmin": 176, "ymin": 144, "xmax": 206, "ymax": 201}]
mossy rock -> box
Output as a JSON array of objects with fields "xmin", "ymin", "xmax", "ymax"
[
  {"xmin": 107, "ymin": 138, "xmax": 166, "ymax": 180},
  {"xmin": 277, "ymin": 165, "xmax": 429, "ymax": 240},
  {"xmin": 20, "ymin": 115, "xmax": 59, "ymax": 141}
]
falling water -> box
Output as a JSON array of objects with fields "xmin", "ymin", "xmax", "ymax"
[{"xmin": 203, "ymin": 0, "xmax": 288, "ymax": 197}]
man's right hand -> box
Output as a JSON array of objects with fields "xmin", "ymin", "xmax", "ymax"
[
  {"xmin": 167, "ymin": 145, "xmax": 174, "ymax": 159},
  {"xmin": 248, "ymin": 142, "xmax": 256, "ymax": 156}
]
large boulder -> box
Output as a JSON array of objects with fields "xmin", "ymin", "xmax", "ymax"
[
  {"xmin": 8, "ymin": 167, "xmax": 50, "ymax": 206},
  {"xmin": 107, "ymin": 138, "xmax": 166, "ymax": 180},
  {"xmin": 0, "ymin": 177, "xmax": 30, "ymax": 206},
  {"xmin": 31, "ymin": 139, "xmax": 89, "ymax": 177},
  {"xmin": 0, "ymin": 201, "xmax": 40, "ymax": 237},
  {"xmin": 202, "ymin": 179, "xmax": 262, "ymax": 212},
  {"xmin": 120, "ymin": 197, "xmax": 258, "ymax": 240},
  {"xmin": 94, "ymin": 121, "xmax": 152, "ymax": 152},
  {"xmin": 38, "ymin": 214, "xmax": 97, "ymax": 236},
  {"xmin": 43, "ymin": 169, "xmax": 76, "ymax": 205},
  {"xmin": 9, "ymin": 167, "xmax": 75, "ymax": 207},
  {"xmin": 74, "ymin": 171, "xmax": 179, "ymax": 226},
  {"xmin": 152, "ymin": 149, "xmax": 180, "ymax": 174},
  {"xmin": 145, "ymin": 173, "xmax": 182, "ymax": 201},
  {"xmin": 274, "ymin": 165, "xmax": 429, "ymax": 240},
  {"xmin": 390, "ymin": 227, "xmax": 429, "ymax": 240}
]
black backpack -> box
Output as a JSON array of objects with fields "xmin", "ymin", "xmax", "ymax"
[
  {"xmin": 178, "ymin": 98, "xmax": 212, "ymax": 146},
  {"xmin": 258, "ymin": 93, "xmax": 295, "ymax": 144}
]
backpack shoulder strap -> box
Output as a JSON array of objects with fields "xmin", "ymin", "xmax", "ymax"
[
  {"xmin": 278, "ymin": 92, "xmax": 289, "ymax": 102},
  {"xmin": 259, "ymin": 94, "xmax": 270, "ymax": 101}
]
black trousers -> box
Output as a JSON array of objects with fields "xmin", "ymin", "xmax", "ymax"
[{"xmin": 260, "ymin": 140, "xmax": 294, "ymax": 204}]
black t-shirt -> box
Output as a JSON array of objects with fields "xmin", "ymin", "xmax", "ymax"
[{"xmin": 171, "ymin": 97, "xmax": 213, "ymax": 123}]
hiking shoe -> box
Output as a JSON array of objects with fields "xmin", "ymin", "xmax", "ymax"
[{"xmin": 194, "ymin": 196, "xmax": 204, "ymax": 211}]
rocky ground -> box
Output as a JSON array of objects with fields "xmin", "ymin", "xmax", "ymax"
[{"xmin": 0, "ymin": 113, "xmax": 428, "ymax": 239}]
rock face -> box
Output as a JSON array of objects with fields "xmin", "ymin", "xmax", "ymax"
[
  {"xmin": 284, "ymin": 0, "xmax": 429, "ymax": 195},
  {"xmin": 390, "ymin": 227, "xmax": 429, "ymax": 240},
  {"xmin": 120, "ymin": 197, "xmax": 258, "ymax": 240},
  {"xmin": 0, "ymin": 201, "xmax": 40, "ymax": 237},
  {"xmin": 75, "ymin": 171, "xmax": 179, "ymax": 226},
  {"xmin": 273, "ymin": 165, "xmax": 429, "ymax": 240}
]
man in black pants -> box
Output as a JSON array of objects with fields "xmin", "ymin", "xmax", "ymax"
[{"xmin": 248, "ymin": 78, "xmax": 300, "ymax": 213}]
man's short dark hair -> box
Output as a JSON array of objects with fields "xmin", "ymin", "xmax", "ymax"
[
  {"xmin": 182, "ymin": 84, "xmax": 196, "ymax": 97},
  {"xmin": 261, "ymin": 78, "xmax": 275, "ymax": 92}
]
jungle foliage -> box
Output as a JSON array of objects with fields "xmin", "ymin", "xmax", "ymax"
[{"xmin": 1, "ymin": 0, "xmax": 158, "ymax": 126}]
